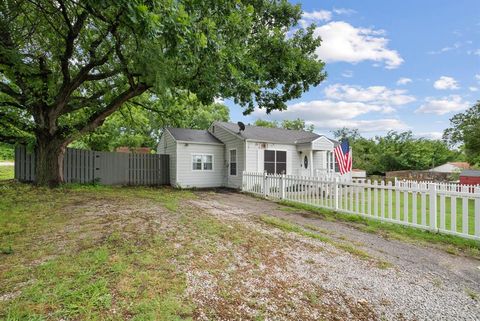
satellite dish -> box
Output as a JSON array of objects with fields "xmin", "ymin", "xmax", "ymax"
[{"xmin": 237, "ymin": 121, "xmax": 246, "ymax": 132}]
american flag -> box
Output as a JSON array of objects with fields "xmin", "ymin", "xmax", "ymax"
[{"xmin": 334, "ymin": 140, "xmax": 352, "ymax": 175}]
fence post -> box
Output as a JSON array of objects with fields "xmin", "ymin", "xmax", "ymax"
[
  {"xmin": 263, "ymin": 171, "xmax": 268, "ymax": 198},
  {"xmin": 429, "ymin": 183, "xmax": 437, "ymax": 231},
  {"xmin": 280, "ymin": 174, "xmax": 285, "ymax": 199},
  {"xmin": 475, "ymin": 186, "xmax": 480, "ymax": 237},
  {"xmin": 334, "ymin": 177, "xmax": 339, "ymax": 211}
]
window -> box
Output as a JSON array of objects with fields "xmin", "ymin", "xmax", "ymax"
[
  {"xmin": 264, "ymin": 150, "xmax": 287, "ymax": 174},
  {"xmin": 304, "ymin": 155, "xmax": 308, "ymax": 169},
  {"xmin": 192, "ymin": 154, "xmax": 213, "ymax": 171},
  {"xmin": 229, "ymin": 149, "xmax": 237, "ymax": 176}
]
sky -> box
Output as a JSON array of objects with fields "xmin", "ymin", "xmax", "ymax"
[{"xmin": 223, "ymin": 0, "xmax": 480, "ymax": 139}]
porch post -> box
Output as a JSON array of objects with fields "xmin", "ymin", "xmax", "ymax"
[{"xmin": 310, "ymin": 150, "xmax": 314, "ymax": 176}]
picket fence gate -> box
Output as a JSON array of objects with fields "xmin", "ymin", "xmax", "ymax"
[{"xmin": 242, "ymin": 172, "xmax": 480, "ymax": 241}]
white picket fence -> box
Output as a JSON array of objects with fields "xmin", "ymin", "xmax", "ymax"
[{"xmin": 242, "ymin": 172, "xmax": 480, "ymax": 241}]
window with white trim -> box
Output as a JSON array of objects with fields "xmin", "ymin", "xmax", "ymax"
[
  {"xmin": 192, "ymin": 154, "xmax": 213, "ymax": 171},
  {"xmin": 229, "ymin": 149, "xmax": 237, "ymax": 176},
  {"xmin": 264, "ymin": 150, "xmax": 286, "ymax": 174}
]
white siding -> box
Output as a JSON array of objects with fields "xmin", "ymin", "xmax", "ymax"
[
  {"xmin": 245, "ymin": 141, "xmax": 300, "ymax": 175},
  {"xmin": 313, "ymin": 151, "xmax": 326, "ymax": 171},
  {"xmin": 157, "ymin": 130, "xmax": 177, "ymax": 186},
  {"xmin": 209, "ymin": 124, "xmax": 245, "ymax": 188},
  {"xmin": 175, "ymin": 143, "xmax": 225, "ymax": 188},
  {"xmin": 312, "ymin": 137, "xmax": 334, "ymax": 151}
]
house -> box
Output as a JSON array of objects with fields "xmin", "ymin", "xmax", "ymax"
[
  {"xmin": 157, "ymin": 121, "xmax": 345, "ymax": 188},
  {"xmin": 430, "ymin": 162, "xmax": 470, "ymax": 173},
  {"xmin": 459, "ymin": 169, "xmax": 480, "ymax": 186}
]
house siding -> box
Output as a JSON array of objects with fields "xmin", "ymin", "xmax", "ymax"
[
  {"xmin": 312, "ymin": 137, "xmax": 334, "ymax": 151},
  {"xmin": 175, "ymin": 143, "xmax": 225, "ymax": 188},
  {"xmin": 157, "ymin": 130, "xmax": 177, "ymax": 186},
  {"xmin": 245, "ymin": 141, "xmax": 300, "ymax": 175},
  {"xmin": 209, "ymin": 124, "xmax": 245, "ymax": 188}
]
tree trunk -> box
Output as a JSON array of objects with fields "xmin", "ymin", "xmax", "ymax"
[{"xmin": 34, "ymin": 135, "xmax": 68, "ymax": 187}]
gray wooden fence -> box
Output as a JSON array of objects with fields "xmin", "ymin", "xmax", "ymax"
[{"xmin": 15, "ymin": 146, "xmax": 169, "ymax": 185}]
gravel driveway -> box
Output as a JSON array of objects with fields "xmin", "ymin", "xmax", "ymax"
[{"xmin": 186, "ymin": 190, "xmax": 480, "ymax": 321}]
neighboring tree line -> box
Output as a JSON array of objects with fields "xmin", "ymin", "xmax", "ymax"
[
  {"xmin": 333, "ymin": 129, "xmax": 463, "ymax": 175},
  {"xmin": 443, "ymin": 101, "xmax": 480, "ymax": 166},
  {"xmin": 253, "ymin": 118, "xmax": 314, "ymax": 132}
]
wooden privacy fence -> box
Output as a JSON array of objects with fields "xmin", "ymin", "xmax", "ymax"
[
  {"xmin": 242, "ymin": 172, "xmax": 480, "ymax": 241},
  {"xmin": 15, "ymin": 146, "xmax": 169, "ymax": 185}
]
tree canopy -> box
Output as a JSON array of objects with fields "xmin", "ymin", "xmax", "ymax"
[
  {"xmin": 0, "ymin": 0, "xmax": 325, "ymax": 185},
  {"xmin": 253, "ymin": 118, "xmax": 314, "ymax": 132},
  {"xmin": 333, "ymin": 128, "xmax": 461, "ymax": 174},
  {"xmin": 443, "ymin": 101, "xmax": 480, "ymax": 166},
  {"xmin": 72, "ymin": 93, "xmax": 229, "ymax": 151}
]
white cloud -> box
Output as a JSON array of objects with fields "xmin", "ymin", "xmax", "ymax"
[
  {"xmin": 416, "ymin": 95, "xmax": 469, "ymax": 115},
  {"xmin": 314, "ymin": 21, "xmax": 403, "ymax": 69},
  {"xmin": 341, "ymin": 70, "xmax": 354, "ymax": 78},
  {"xmin": 302, "ymin": 10, "xmax": 332, "ymax": 22},
  {"xmin": 396, "ymin": 77, "xmax": 412, "ymax": 85},
  {"xmin": 467, "ymin": 49, "xmax": 480, "ymax": 56},
  {"xmin": 415, "ymin": 132, "xmax": 443, "ymax": 140},
  {"xmin": 253, "ymin": 99, "xmax": 408, "ymax": 132},
  {"xmin": 332, "ymin": 8, "xmax": 356, "ymax": 16},
  {"xmin": 476, "ymin": 74, "xmax": 480, "ymax": 82},
  {"xmin": 433, "ymin": 76, "xmax": 459, "ymax": 90},
  {"xmin": 324, "ymin": 84, "xmax": 416, "ymax": 106},
  {"xmin": 469, "ymin": 87, "xmax": 478, "ymax": 92}
]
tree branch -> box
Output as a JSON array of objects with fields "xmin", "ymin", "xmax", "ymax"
[{"xmin": 74, "ymin": 83, "xmax": 149, "ymax": 137}]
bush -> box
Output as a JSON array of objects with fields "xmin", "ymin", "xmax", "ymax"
[{"xmin": 0, "ymin": 143, "xmax": 14, "ymax": 161}]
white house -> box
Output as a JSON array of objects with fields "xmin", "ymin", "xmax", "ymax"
[{"xmin": 157, "ymin": 121, "xmax": 345, "ymax": 188}]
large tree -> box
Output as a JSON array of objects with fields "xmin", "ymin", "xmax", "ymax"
[
  {"xmin": 0, "ymin": 0, "xmax": 325, "ymax": 186},
  {"xmin": 443, "ymin": 101, "xmax": 480, "ymax": 166}
]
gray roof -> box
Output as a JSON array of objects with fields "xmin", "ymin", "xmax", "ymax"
[
  {"xmin": 166, "ymin": 128, "xmax": 223, "ymax": 144},
  {"xmin": 215, "ymin": 121, "xmax": 337, "ymax": 145},
  {"xmin": 460, "ymin": 169, "xmax": 480, "ymax": 177}
]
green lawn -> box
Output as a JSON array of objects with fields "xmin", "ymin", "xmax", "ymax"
[
  {"xmin": 286, "ymin": 186, "xmax": 479, "ymax": 237},
  {"xmin": 0, "ymin": 165, "xmax": 14, "ymax": 180}
]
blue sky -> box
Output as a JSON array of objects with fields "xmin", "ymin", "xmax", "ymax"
[{"xmin": 224, "ymin": 0, "xmax": 480, "ymax": 138}]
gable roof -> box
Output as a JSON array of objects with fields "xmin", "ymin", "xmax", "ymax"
[
  {"xmin": 165, "ymin": 128, "xmax": 223, "ymax": 144},
  {"xmin": 214, "ymin": 121, "xmax": 337, "ymax": 145},
  {"xmin": 460, "ymin": 169, "xmax": 480, "ymax": 177}
]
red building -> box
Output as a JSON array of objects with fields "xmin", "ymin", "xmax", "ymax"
[{"xmin": 459, "ymin": 170, "xmax": 480, "ymax": 186}]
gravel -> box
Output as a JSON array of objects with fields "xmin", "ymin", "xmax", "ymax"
[{"xmin": 186, "ymin": 191, "xmax": 480, "ymax": 321}]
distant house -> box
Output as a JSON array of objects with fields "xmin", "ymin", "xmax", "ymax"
[
  {"xmin": 157, "ymin": 121, "xmax": 347, "ymax": 188},
  {"xmin": 351, "ymin": 169, "xmax": 366, "ymax": 179},
  {"xmin": 115, "ymin": 147, "xmax": 152, "ymax": 154},
  {"xmin": 459, "ymin": 170, "xmax": 480, "ymax": 186},
  {"xmin": 430, "ymin": 162, "xmax": 470, "ymax": 173}
]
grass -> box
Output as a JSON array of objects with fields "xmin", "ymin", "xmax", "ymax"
[
  {"xmin": 277, "ymin": 199, "xmax": 480, "ymax": 258},
  {"xmin": 0, "ymin": 165, "xmax": 14, "ymax": 180},
  {"xmin": 0, "ymin": 182, "xmax": 196, "ymax": 320}
]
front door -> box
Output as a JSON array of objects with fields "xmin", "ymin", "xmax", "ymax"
[{"xmin": 300, "ymin": 153, "xmax": 310, "ymax": 176}]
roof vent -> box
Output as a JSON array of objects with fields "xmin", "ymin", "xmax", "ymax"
[{"xmin": 237, "ymin": 121, "xmax": 245, "ymax": 132}]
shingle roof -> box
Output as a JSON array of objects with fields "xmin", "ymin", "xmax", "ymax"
[
  {"xmin": 214, "ymin": 121, "xmax": 337, "ymax": 145},
  {"xmin": 460, "ymin": 169, "xmax": 480, "ymax": 177},
  {"xmin": 166, "ymin": 128, "xmax": 223, "ymax": 144}
]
